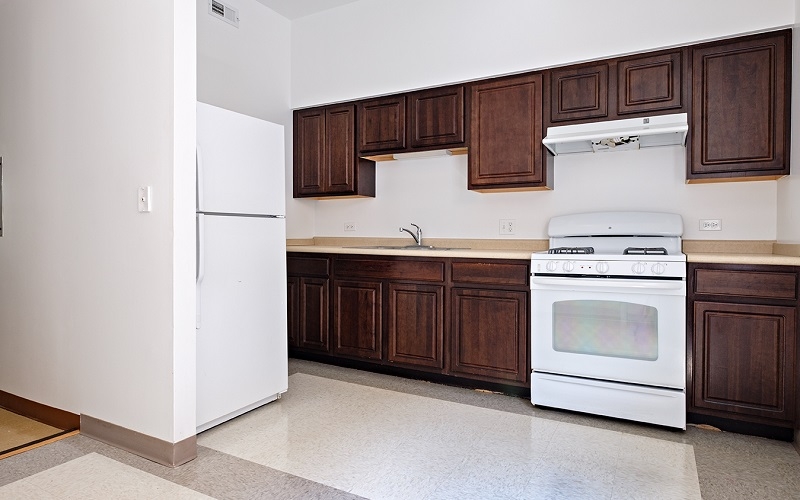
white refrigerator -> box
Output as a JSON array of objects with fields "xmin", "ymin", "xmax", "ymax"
[{"xmin": 196, "ymin": 102, "xmax": 288, "ymax": 433}]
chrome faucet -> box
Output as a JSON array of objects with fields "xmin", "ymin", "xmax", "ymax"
[{"xmin": 399, "ymin": 223, "xmax": 422, "ymax": 246}]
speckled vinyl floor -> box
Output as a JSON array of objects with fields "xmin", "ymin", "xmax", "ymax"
[{"xmin": 1, "ymin": 359, "xmax": 800, "ymax": 499}]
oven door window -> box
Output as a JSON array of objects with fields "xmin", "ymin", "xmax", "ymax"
[{"xmin": 552, "ymin": 300, "xmax": 658, "ymax": 361}]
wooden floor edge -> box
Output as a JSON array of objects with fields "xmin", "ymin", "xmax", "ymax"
[{"xmin": 0, "ymin": 430, "xmax": 80, "ymax": 460}]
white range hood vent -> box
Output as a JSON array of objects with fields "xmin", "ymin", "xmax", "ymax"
[{"xmin": 542, "ymin": 113, "xmax": 688, "ymax": 156}]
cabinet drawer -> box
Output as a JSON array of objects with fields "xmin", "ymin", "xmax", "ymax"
[
  {"xmin": 694, "ymin": 268, "xmax": 797, "ymax": 300},
  {"xmin": 287, "ymin": 255, "xmax": 330, "ymax": 277},
  {"xmin": 451, "ymin": 261, "xmax": 529, "ymax": 287},
  {"xmin": 334, "ymin": 258, "xmax": 445, "ymax": 282}
]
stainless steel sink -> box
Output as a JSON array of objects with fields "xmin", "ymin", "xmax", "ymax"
[{"xmin": 350, "ymin": 245, "xmax": 469, "ymax": 251}]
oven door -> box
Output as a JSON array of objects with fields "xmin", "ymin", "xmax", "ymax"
[{"xmin": 531, "ymin": 276, "xmax": 686, "ymax": 389}]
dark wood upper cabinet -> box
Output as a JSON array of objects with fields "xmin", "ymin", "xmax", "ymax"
[
  {"xmin": 617, "ymin": 50, "xmax": 684, "ymax": 114},
  {"xmin": 293, "ymin": 104, "xmax": 375, "ymax": 198},
  {"xmin": 294, "ymin": 107, "xmax": 326, "ymax": 196},
  {"xmin": 688, "ymin": 30, "xmax": 791, "ymax": 181},
  {"xmin": 548, "ymin": 63, "xmax": 609, "ymax": 123},
  {"xmin": 408, "ymin": 85, "xmax": 465, "ymax": 149},
  {"xmin": 468, "ymin": 73, "xmax": 550, "ymax": 190},
  {"xmin": 358, "ymin": 96, "xmax": 406, "ymax": 153},
  {"xmin": 544, "ymin": 49, "xmax": 686, "ymax": 129},
  {"xmin": 294, "ymin": 30, "xmax": 789, "ymax": 193}
]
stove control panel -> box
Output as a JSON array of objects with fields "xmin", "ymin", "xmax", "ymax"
[{"xmin": 532, "ymin": 256, "xmax": 686, "ymax": 279}]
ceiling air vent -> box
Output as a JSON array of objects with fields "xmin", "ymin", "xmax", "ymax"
[{"xmin": 209, "ymin": 0, "xmax": 239, "ymax": 28}]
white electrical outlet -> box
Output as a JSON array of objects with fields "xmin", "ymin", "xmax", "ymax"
[
  {"xmin": 499, "ymin": 219, "xmax": 516, "ymax": 235},
  {"xmin": 344, "ymin": 222, "xmax": 356, "ymax": 232},
  {"xmin": 699, "ymin": 219, "xmax": 721, "ymax": 231},
  {"xmin": 138, "ymin": 186, "xmax": 152, "ymax": 213}
]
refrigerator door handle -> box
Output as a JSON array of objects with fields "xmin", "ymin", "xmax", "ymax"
[
  {"xmin": 196, "ymin": 144, "xmax": 204, "ymax": 212},
  {"xmin": 196, "ymin": 213, "xmax": 206, "ymax": 330}
]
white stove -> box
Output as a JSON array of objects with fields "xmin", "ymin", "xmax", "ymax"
[{"xmin": 530, "ymin": 211, "xmax": 688, "ymax": 429}]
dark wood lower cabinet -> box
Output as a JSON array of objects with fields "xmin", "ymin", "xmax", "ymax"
[
  {"xmin": 387, "ymin": 282, "xmax": 444, "ymax": 369},
  {"xmin": 287, "ymin": 253, "xmax": 531, "ymax": 394},
  {"xmin": 287, "ymin": 255, "xmax": 330, "ymax": 352},
  {"xmin": 450, "ymin": 288, "xmax": 528, "ymax": 383},
  {"xmin": 333, "ymin": 279, "xmax": 383, "ymax": 360},
  {"xmin": 297, "ymin": 277, "xmax": 329, "ymax": 352},
  {"xmin": 693, "ymin": 301, "xmax": 795, "ymax": 423},
  {"xmin": 688, "ymin": 263, "xmax": 799, "ymax": 438}
]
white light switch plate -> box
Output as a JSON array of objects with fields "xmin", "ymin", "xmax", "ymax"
[{"xmin": 138, "ymin": 186, "xmax": 152, "ymax": 212}]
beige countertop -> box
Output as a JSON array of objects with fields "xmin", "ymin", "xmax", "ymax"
[
  {"xmin": 686, "ymin": 253, "xmax": 800, "ymax": 266},
  {"xmin": 683, "ymin": 241, "xmax": 800, "ymax": 266},
  {"xmin": 287, "ymin": 238, "xmax": 800, "ymax": 266},
  {"xmin": 286, "ymin": 237, "xmax": 544, "ymax": 260}
]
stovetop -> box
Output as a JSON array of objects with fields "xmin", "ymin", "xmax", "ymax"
[{"xmin": 534, "ymin": 211, "xmax": 687, "ymax": 278}]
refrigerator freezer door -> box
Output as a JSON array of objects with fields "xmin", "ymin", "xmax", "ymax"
[
  {"xmin": 196, "ymin": 214, "xmax": 288, "ymax": 432},
  {"xmin": 196, "ymin": 102, "xmax": 285, "ymax": 216}
]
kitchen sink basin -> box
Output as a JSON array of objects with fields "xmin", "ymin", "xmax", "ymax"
[{"xmin": 350, "ymin": 245, "xmax": 469, "ymax": 251}]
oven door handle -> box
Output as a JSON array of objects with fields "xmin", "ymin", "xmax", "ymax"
[{"xmin": 531, "ymin": 276, "xmax": 686, "ymax": 294}]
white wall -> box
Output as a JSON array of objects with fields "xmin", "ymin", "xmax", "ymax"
[
  {"xmin": 290, "ymin": 0, "xmax": 793, "ymax": 241},
  {"xmin": 197, "ymin": 0, "xmax": 313, "ymax": 239},
  {"xmin": 314, "ymin": 148, "xmax": 777, "ymax": 240},
  {"xmin": 778, "ymin": 3, "xmax": 800, "ymax": 244},
  {"xmin": 0, "ymin": 0, "xmax": 196, "ymax": 443}
]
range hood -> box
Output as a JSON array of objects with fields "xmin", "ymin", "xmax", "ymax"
[{"xmin": 542, "ymin": 113, "xmax": 688, "ymax": 155}]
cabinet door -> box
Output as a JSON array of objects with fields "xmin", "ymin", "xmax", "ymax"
[
  {"xmin": 450, "ymin": 288, "xmax": 528, "ymax": 383},
  {"xmin": 293, "ymin": 104, "xmax": 372, "ymax": 197},
  {"xmin": 358, "ymin": 96, "xmax": 406, "ymax": 153},
  {"xmin": 689, "ymin": 31, "xmax": 790, "ymax": 180},
  {"xmin": 287, "ymin": 277, "xmax": 299, "ymax": 348},
  {"xmin": 333, "ymin": 280, "xmax": 383, "ymax": 360},
  {"xmin": 408, "ymin": 86, "xmax": 465, "ymax": 149},
  {"xmin": 468, "ymin": 74, "xmax": 547, "ymax": 190},
  {"xmin": 325, "ymin": 104, "xmax": 359, "ymax": 193},
  {"xmin": 298, "ymin": 277, "xmax": 330, "ymax": 352},
  {"xmin": 617, "ymin": 51, "xmax": 683, "ymax": 115},
  {"xmin": 387, "ymin": 282, "xmax": 444, "ymax": 369},
  {"xmin": 293, "ymin": 108, "xmax": 326, "ymax": 196},
  {"xmin": 692, "ymin": 301, "xmax": 796, "ymax": 423},
  {"xmin": 548, "ymin": 63, "xmax": 609, "ymax": 123}
]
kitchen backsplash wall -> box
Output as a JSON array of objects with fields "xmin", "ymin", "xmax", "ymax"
[
  {"xmin": 312, "ymin": 147, "xmax": 777, "ymax": 241},
  {"xmin": 286, "ymin": 0, "xmax": 793, "ymax": 242}
]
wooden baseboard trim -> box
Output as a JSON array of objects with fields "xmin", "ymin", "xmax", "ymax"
[
  {"xmin": 0, "ymin": 430, "xmax": 80, "ymax": 460},
  {"xmin": 80, "ymin": 414, "xmax": 196, "ymax": 467},
  {"xmin": 0, "ymin": 391, "xmax": 80, "ymax": 431}
]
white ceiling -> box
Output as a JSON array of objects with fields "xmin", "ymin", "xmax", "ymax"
[{"xmin": 254, "ymin": 0, "xmax": 360, "ymax": 20}]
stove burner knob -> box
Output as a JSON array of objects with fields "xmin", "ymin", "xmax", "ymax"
[
  {"xmin": 563, "ymin": 261, "xmax": 574, "ymax": 272},
  {"xmin": 652, "ymin": 263, "xmax": 666, "ymax": 275},
  {"xmin": 596, "ymin": 261, "xmax": 609, "ymax": 274},
  {"xmin": 632, "ymin": 262, "xmax": 647, "ymax": 275},
  {"xmin": 546, "ymin": 261, "xmax": 558, "ymax": 272}
]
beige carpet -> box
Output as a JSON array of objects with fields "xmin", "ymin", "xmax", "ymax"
[{"xmin": 0, "ymin": 408, "xmax": 64, "ymax": 456}]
